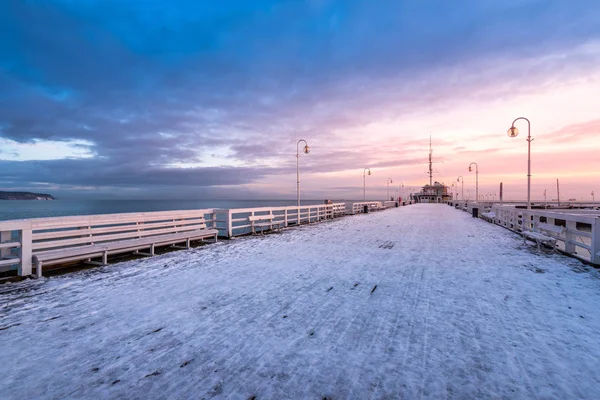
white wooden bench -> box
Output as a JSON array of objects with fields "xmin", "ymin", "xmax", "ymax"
[
  {"xmin": 522, "ymin": 222, "xmax": 565, "ymax": 251},
  {"xmin": 481, "ymin": 211, "xmax": 496, "ymax": 223},
  {"xmin": 248, "ymin": 214, "xmax": 283, "ymax": 234},
  {"xmin": 30, "ymin": 213, "xmax": 218, "ymax": 278}
]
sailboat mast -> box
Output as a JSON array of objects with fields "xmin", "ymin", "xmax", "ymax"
[{"xmin": 429, "ymin": 135, "xmax": 433, "ymax": 186}]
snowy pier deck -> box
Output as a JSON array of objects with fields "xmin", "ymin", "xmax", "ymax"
[{"xmin": 1, "ymin": 204, "xmax": 600, "ymax": 399}]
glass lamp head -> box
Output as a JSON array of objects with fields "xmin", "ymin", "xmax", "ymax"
[
  {"xmin": 507, "ymin": 126, "xmax": 519, "ymax": 138},
  {"xmin": 468, "ymin": 166, "xmax": 472, "ymax": 172},
  {"xmin": 303, "ymin": 145, "xmax": 310, "ymax": 154},
  {"xmin": 368, "ymin": 170, "xmax": 371, "ymax": 175}
]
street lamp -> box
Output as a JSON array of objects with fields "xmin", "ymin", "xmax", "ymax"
[
  {"xmin": 387, "ymin": 178, "xmax": 393, "ymax": 201},
  {"xmin": 593, "ymin": 191, "xmax": 595, "ymax": 205},
  {"xmin": 544, "ymin": 189, "xmax": 547, "ymax": 208},
  {"xmin": 398, "ymin": 182, "xmax": 404, "ymax": 201},
  {"xmin": 363, "ymin": 168, "xmax": 371, "ymax": 201},
  {"xmin": 468, "ymin": 163, "xmax": 479, "ymax": 202},
  {"xmin": 507, "ymin": 117, "xmax": 533, "ymax": 210},
  {"xmin": 457, "ymin": 176, "xmax": 464, "ymax": 201},
  {"xmin": 296, "ymin": 139, "xmax": 310, "ymax": 207}
]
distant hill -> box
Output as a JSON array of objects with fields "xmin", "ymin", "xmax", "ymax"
[{"xmin": 0, "ymin": 190, "xmax": 55, "ymax": 200}]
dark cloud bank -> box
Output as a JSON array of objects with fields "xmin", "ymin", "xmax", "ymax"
[{"xmin": 1, "ymin": 0, "xmax": 599, "ymax": 198}]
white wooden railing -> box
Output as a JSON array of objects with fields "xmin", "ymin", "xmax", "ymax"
[
  {"xmin": 215, "ymin": 203, "xmax": 347, "ymax": 238},
  {"xmin": 0, "ymin": 209, "xmax": 217, "ymax": 276},
  {"xmin": 460, "ymin": 203, "xmax": 600, "ymax": 265}
]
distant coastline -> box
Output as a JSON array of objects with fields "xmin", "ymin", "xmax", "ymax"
[{"xmin": 0, "ymin": 190, "xmax": 55, "ymax": 200}]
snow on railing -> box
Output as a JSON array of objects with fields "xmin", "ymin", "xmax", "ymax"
[{"xmin": 462, "ymin": 204, "xmax": 600, "ymax": 265}]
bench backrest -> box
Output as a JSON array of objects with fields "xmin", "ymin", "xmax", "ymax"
[
  {"xmin": 538, "ymin": 223, "xmax": 565, "ymax": 235},
  {"xmin": 31, "ymin": 210, "xmax": 213, "ymax": 253}
]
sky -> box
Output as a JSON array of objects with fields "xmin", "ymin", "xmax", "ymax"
[{"xmin": 1, "ymin": 0, "xmax": 599, "ymax": 201}]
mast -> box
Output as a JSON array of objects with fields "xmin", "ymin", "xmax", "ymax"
[
  {"xmin": 428, "ymin": 135, "xmax": 433, "ymax": 186},
  {"xmin": 556, "ymin": 178, "xmax": 560, "ymax": 206}
]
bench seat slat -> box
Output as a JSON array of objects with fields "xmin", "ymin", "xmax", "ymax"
[{"xmin": 253, "ymin": 222, "xmax": 284, "ymax": 228}]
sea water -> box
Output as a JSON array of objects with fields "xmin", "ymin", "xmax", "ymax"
[{"xmin": 0, "ymin": 199, "xmax": 348, "ymax": 221}]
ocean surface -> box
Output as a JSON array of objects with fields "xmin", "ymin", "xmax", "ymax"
[{"xmin": 0, "ymin": 199, "xmax": 350, "ymax": 221}]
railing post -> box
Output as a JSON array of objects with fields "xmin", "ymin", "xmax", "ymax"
[
  {"xmin": 591, "ymin": 217, "xmax": 600, "ymax": 265},
  {"xmin": 284, "ymin": 209, "xmax": 288, "ymax": 227},
  {"xmin": 1, "ymin": 230, "xmax": 10, "ymax": 259},
  {"xmin": 565, "ymin": 220, "xmax": 577, "ymax": 254},
  {"xmin": 19, "ymin": 228, "xmax": 33, "ymax": 276},
  {"xmin": 227, "ymin": 209, "xmax": 233, "ymax": 238}
]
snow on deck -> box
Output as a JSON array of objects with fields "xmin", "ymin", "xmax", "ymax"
[{"xmin": 1, "ymin": 204, "xmax": 600, "ymax": 399}]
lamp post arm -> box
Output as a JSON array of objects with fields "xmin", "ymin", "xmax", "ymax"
[{"xmin": 511, "ymin": 117, "xmax": 532, "ymax": 210}]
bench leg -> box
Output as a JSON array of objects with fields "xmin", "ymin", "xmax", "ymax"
[
  {"xmin": 36, "ymin": 260, "xmax": 43, "ymax": 279},
  {"xmin": 102, "ymin": 251, "xmax": 108, "ymax": 265},
  {"xmin": 136, "ymin": 244, "xmax": 155, "ymax": 257}
]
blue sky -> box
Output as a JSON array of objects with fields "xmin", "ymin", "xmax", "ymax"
[{"xmin": 1, "ymin": 0, "xmax": 600, "ymax": 200}]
